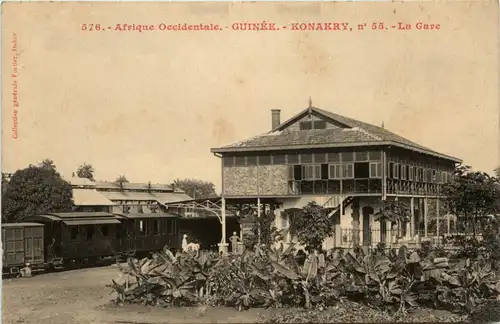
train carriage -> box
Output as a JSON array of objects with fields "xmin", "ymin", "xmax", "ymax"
[
  {"xmin": 115, "ymin": 213, "xmax": 181, "ymax": 258},
  {"xmin": 24, "ymin": 212, "xmax": 122, "ymax": 268},
  {"xmin": 2, "ymin": 223, "xmax": 45, "ymax": 275}
]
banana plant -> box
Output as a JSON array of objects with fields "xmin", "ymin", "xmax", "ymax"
[{"xmin": 270, "ymin": 251, "xmax": 325, "ymax": 309}]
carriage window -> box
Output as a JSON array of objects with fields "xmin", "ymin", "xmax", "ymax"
[
  {"xmin": 101, "ymin": 225, "xmax": 109, "ymax": 237},
  {"xmin": 139, "ymin": 220, "xmax": 146, "ymax": 235},
  {"xmin": 167, "ymin": 219, "xmax": 175, "ymax": 235},
  {"xmin": 86, "ymin": 226, "xmax": 94, "ymax": 240},
  {"xmin": 153, "ymin": 220, "xmax": 160, "ymax": 235},
  {"xmin": 71, "ymin": 226, "xmax": 78, "ymax": 240}
]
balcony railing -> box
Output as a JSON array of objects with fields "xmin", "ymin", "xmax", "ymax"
[{"xmin": 331, "ymin": 228, "xmax": 470, "ymax": 250}]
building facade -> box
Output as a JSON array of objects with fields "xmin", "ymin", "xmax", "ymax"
[{"xmin": 211, "ymin": 104, "xmax": 461, "ymax": 250}]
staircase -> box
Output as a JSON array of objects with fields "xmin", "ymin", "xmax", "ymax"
[{"xmin": 324, "ymin": 196, "xmax": 354, "ymax": 218}]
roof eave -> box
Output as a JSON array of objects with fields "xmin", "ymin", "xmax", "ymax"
[{"xmin": 211, "ymin": 140, "xmax": 462, "ymax": 163}]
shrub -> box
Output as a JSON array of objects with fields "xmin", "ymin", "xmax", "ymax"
[{"xmin": 108, "ymin": 243, "xmax": 500, "ymax": 317}]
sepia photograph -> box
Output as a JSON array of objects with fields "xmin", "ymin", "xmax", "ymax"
[{"xmin": 1, "ymin": 1, "xmax": 499, "ymax": 323}]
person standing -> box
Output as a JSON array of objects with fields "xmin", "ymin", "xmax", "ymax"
[
  {"xmin": 229, "ymin": 231, "xmax": 240, "ymax": 254},
  {"xmin": 182, "ymin": 234, "xmax": 188, "ymax": 252}
]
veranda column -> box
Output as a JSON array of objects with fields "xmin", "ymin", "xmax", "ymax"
[
  {"xmin": 257, "ymin": 197, "xmax": 261, "ymax": 245},
  {"xmin": 410, "ymin": 197, "xmax": 415, "ymax": 237},
  {"xmin": 424, "ymin": 197, "xmax": 428, "ymax": 238},
  {"xmin": 218, "ymin": 197, "xmax": 229, "ymax": 254},
  {"xmin": 436, "ymin": 198, "xmax": 440, "ymax": 239}
]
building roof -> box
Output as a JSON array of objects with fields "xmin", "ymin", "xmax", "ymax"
[
  {"xmin": 2, "ymin": 222, "xmax": 44, "ymax": 228},
  {"xmin": 95, "ymin": 181, "xmax": 176, "ymax": 192},
  {"xmin": 99, "ymin": 191, "xmax": 159, "ymax": 201},
  {"xmin": 27, "ymin": 212, "xmax": 121, "ymax": 225},
  {"xmin": 72, "ymin": 188, "xmax": 116, "ymax": 206},
  {"xmin": 62, "ymin": 176, "xmax": 96, "ymax": 187},
  {"xmin": 211, "ymin": 106, "xmax": 462, "ymax": 163},
  {"xmin": 154, "ymin": 192, "xmax": 194, "ymax": 204},
  {"xmin": 98, "ymin": 190, "xmax": 193, "ymax": 204},
  {"xmin": 46, "ymin": 212, "xmax": 116, "ymax": 219},
  {"xmin": 115, "ymin": 213, "xmax": 180, "ymax": 219}
]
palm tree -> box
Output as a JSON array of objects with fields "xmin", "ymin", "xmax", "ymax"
[
  {"xmin": 76, "ymin": 163, "xmax": 95, "ymax": 181},
  {"xmin": 115, "ymin": 175, "xmax": 129, "ymax": 192},
  {"xmin": 39, "ymin": 158, "xmax": 56, "ymax": 171}
]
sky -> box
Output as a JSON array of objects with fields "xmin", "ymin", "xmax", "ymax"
[{"xmin": 2, "ymin": 2, "xmax": 498, "ymax": 192}]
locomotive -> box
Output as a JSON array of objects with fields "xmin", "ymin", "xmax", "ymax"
[{"xmin": 2, "ymin": 211, "xmax": 182, "ymax": 275}]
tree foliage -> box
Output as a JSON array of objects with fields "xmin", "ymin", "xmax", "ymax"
[
  {"xmin": 373, "ymin": 200, "xmax": 411, "ymax": 223},
  {"xmin": 2, "ymin": 165, "xmax": 73, "ymax": 223},
  {"xmin": 173, "ymin": 178, "xmax": 217, "ymax": 199},
  {"xmin": 77, "ymin": 162, "xmax": 95, "ymax": 181},
  {"xmin": 442, "ymin": 164, "xmax": 500, "ymax": 235},
  {"xmin": 39, "ymin": 158, "xmax": 56, "ymax": 171},
  {"xmin": 244, "ymin": 208, "xmax": 280, "ymax": 249},
  {"xmin": 115, "ymin": 175, "xmax": 129, "ymax": 191},
  {"xmin": 289, "ymin": 202, "xmax": 334, "ymax": 252}
]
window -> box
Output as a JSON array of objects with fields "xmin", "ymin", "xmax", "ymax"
[
  {"xmin": 327, "ymin": 152, "xmax": 340, "ymax": 162},
  {"xmin": 300, "ymin": 153, "xmax": 313, "ymax": 164},
  {"xmin": 400, "ymin": 164, "xmax": 407, "ymax": 180},
  {"xmin": 247, "ymin": 156, "xmax": 257, "ymax": 166},
  {"xmin": 139, "ymin": 220, "xmax": 146, "ymax": 235},
  {"xmin": 313, "ymin": 120, "xmax": 327, "ymax": 129},
  {"xmin": 223, "ymin": 156, "xmax": 234, "ymax": 167},
  {"xmin": 287, "ymin": 154, "xmax": 299, "ymax": 164},
  {"xmin": 342, "ymin": 152, "xmax": 354, "ymax": 162},
  {"xmin": 167, "ymin": 219, "xmax": 175, "ymax": 235},
  {"xmin": 432, "ymin": 170, "xmax": 437, "ymax": 182},
  {"xmin": 393, "ymin": 163, "xmax": 400, "ymax": 179},
  {"xmin": 272, "ymin": 154, "xmax": 286, "ymax": 165},
  {"xmin": 258, "ymin": 155, "xmax": 271, "ymax": 165},
  {"xmin": 153, "ymin": 220, "xmax": 160, "ymax": 235},
  {"xmin": 329, "ymin": 164, "xmax": 342, "ymax": 179},
  {"xmin": 343, "ymin": 163, "xmax": 354, "ymax": 179},
  {"xmin": 408, "ymin": 166, "xmax": 414, "ymax": 181},
  {"xmin": 369, "ymin": 151, "xmax": 382, "ymax": 161},
  {"xmin": 287, "ymin": 165, "xmax": 294, "ymax": 180},
  {"xmin": 321, "ymin": 164, "xmax": 329, "ymax": 179},
  {"xmin": 71, "ymin": 226, "xmax": 78, "ymax": 240},
  {"xmin": 234, "ymin": 156, "xmax": 246, "ymax": 166},
  {"xmin": 101, "ymin": 225, "xmax": 109, "ymax": 237},
  {"xmin": 293, "ymin": 165, "xmax": 303, "ymax": 180},
  {"xmin": 314, "ymin": 153, "xmax": 326, "ymax": 163},
  {"xmin": 426, "ymin": 169, "xmax": 433, "ymax": 183},
  {"xmin": 436, "ymin": 171, "xmax": 442, "ymax": 183},
  {"xmin": 369, "ymin": 162, "xmax": 382, "ymax": 178},
  {"xmin": 389, "ymin": 162, "xmax": 394, "ymax": 178},
  {"xmin": 302, "ymin": 164, "xmax": 321, "ymax": 180},
  {"xmin": 299, "ymin": 121, "xmax": 313, "ymax": 130},
  {"xmin": 354, "ymin": 162, "xmax": 370, "ymax": 178},
  {"xmin": 355, "ymin": 151, "xmax": 369, "ymax": 161},
  {"xmin": 86, "ymin": 225, "xmax": 94, "ymax": 240}
]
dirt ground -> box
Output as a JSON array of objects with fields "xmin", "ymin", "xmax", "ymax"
[{"xmin": 2, "ymin": 265, "xmax": 274, "ymax": 324}]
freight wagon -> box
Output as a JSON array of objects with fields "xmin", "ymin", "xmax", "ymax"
[{"xmin": 2, "ymin": 223, "xmax": 45, "ymax": 275}]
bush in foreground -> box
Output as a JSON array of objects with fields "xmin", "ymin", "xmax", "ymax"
[{"xmin": 108, "ymin": 243, "xmax": 500, "ymax": 319}]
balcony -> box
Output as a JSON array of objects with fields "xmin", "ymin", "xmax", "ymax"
[{"xmin": 287, "ymin": 179, "xmax": 382, "ymax": 196}]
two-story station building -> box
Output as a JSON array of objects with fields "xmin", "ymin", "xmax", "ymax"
[{"xmin": 210, "ymin": 102, "xmax": 462, "ymax": 251}]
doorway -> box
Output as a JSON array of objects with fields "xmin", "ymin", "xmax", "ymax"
[{"xmin": 362, "ymin": 206, "xmax": 374, "ymax": 246}]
